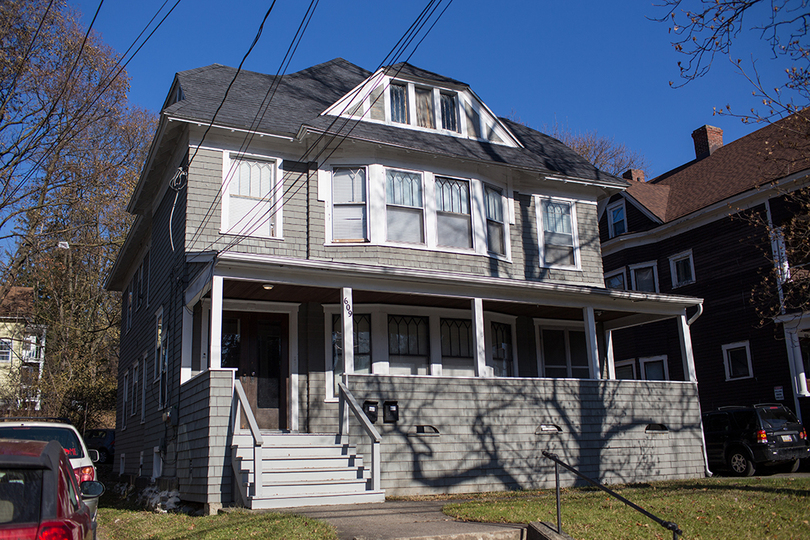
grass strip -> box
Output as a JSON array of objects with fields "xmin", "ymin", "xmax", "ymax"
[{"xmin": 442, "ymin": 477, "xmax": 810, "ymax": 540}]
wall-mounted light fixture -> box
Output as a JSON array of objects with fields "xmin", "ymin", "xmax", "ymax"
[{"xmin": 262, "ymin": 284, "xmax": 274, "ymax": 290}]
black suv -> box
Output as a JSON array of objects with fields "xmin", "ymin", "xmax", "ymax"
[{"xmin": 702, "ymin": 404, "xmax": 810, "ymax": 476}]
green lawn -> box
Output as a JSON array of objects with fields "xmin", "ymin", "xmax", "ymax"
[
  {"xmin": 97, "ymin": 507, "xmax": 337, "ymax": 540},
  {"xmin": 441, "ymin": 477, "xmax": 810, "ymax": 540}
]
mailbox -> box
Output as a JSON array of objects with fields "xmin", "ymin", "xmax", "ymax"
[
  {"xmin": 383, "ymin": 400, "xmax": 399, "ymax": 423},
  {"xmin": 362, "ymin": 400, "xmax": 378, "ymax": 423}
]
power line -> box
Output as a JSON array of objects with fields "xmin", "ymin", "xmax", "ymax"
[{"xmin": 210, "ymin": 0, "xmax": 454, "ymax": 253}]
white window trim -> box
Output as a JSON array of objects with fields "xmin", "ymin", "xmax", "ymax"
[
  {"xmin": 131, "ymin": 362, "xmax": 139, "ymax": 418},
  {"xmin": 604, "ymin": 268, "xmax": 627, "ymax": 290},
  {"xmin": 614, "ymin": 359, "xmax": 637, "ymax": 379},
  {"xmin": 607, "ymin": 199, "xmax": 627, "ymax": 238},
  {"xmin": 220, "ymin": 151, "xmax": 283, "ymax": 239},
  {"xmin": 535, "ymin": 195, "xmax": 581, "ymax": 271},
  {"xmin": 669, "ymin": 249, "xmax": 696, "ymax": 288},
  {"xmin": 629, "ymin": 261, "xmax": 659, "ymax": 293},
  {"xmin": 154, "ymin": 307, "xmax": 163, "ymax": 383},
  {"xmin": 640, "ymin": 355, "xmax": 669, "ymax": 381},
  {"xmin": 141, "ymin": 351, "xmax": 147, "ymax": 423},
  {"xmin": 722, "ymin": 341, "xmax": 754, "ymax": 381},
  {"xmin": 384, "ymin": 166, "xmax": 426, "ymax": 246},
  {"xmin": 323, "ymin": 303, "xmax": 517, "ymax": 401},
  {"xmin": 533, "ymin": 319, "xmax": 592, "ymax": 379},
  {"xmin": 0, "ymin": 338, "xmax": 12, "ymax": 363},
  {"xmin": 483, "ymin": 183, "xmax": 510, "ymax": 259},
  {"xmin": 327, "ymin": 164, "xmax": 369, "ymax": 244},
  {"xmin": 152, "ymin": 446, "xmax": 163, "ymax": 481},
  {"xmin": 119, "ymin": 453, "xmax": 125, "ymax": 476},
  {"xmin": 122, "ymin": 370, "xmax": 129, "ymax": 430}
]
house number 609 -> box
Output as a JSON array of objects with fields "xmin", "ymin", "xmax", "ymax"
[{"xmin": 343, "ymin": 297, "xmax": 353, "ymax": 317}]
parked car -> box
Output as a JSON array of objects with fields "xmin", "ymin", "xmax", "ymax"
[
  {"xmin": 84, "ymin": 429, "xmax": 114, "ymax": 464},
  {"xmin": 0, "ymin": 438, "xmax": 104, "ymax": 540},
  {"xmin": 0, "ymin": 419, "xmax": 99, "ymax": 518},
  {"xmin": 702, "ymin": 404, "xmax": 810, "ymax": 476}
]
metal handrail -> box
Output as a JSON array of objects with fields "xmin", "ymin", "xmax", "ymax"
[
  {"xmin": 542, "ymin": 451, "xmax": 682, "ymax": 540},
  {"xmin": 233, "ymin": 379, "xmax": 263, "ymax": 498},
  {"xmin": 337, "ymin": 381, "xmax": 382, "ymax": 491}
]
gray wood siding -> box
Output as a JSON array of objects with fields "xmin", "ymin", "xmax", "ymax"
[
  {"xmin": 177, "ymin": 369, "xmax": 233, "ymax": 505},
  {"xmin": 346, "ymin": 374, "xmax": 704, "ymax": 495}
]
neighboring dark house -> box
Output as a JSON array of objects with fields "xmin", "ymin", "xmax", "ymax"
[
  {"xmin": 106, "ymin": 59, "xmax": 706, "ymax": 513},
  {"xmin": 600, "ymin": 114, "xmax": 810, "ymax": 421}
]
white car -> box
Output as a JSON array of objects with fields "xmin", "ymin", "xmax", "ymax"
[{"xmin": 0, "ymin": 418, "xmax": 100, "ymax": 517}]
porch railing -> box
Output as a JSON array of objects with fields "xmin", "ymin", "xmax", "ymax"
[
  {"xmin": 542, "ymin": 451, "xmax": 682, "ymax": 540},
  {"xmin": 233, "ymin": 379, "xmax": 264, "ymax": 499},
  {"xmin": 337, "ymin": 381, "xmax": 381, "ymax": 491}
]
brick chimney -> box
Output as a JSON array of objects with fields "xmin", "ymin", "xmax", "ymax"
[
  {"xmin": 622, "ymin": 169, "xmax": 645, "ymax": 182},
  {"xmin": 692, "ymin": 125, "xmax": 723, "ymax": 159}
]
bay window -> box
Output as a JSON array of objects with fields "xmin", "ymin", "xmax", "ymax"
[
  {"xmin": 435, "ymin": 177, "xmax": 472, "ymax": 249},
  {"xmin": 538, "ymin": 197, "xmax": 578, "ymax": 268},
  {"xmin": 386, "ymin": 169, "xmax": 424, "ymax": 244},
  {"xmin": 332, "ymin": 167, "xmax": 367, "ymax": 242}
]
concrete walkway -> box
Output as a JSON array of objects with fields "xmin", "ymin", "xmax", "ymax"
[{"xmin": 286, "ymin": 500, "xmax": 526, "ymax": 540}]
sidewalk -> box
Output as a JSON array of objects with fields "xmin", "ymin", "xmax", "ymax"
[{"xmin": 286, "ymin": 500, "xmax": 526, "ymax": 540}]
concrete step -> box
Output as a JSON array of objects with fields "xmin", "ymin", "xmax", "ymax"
[
  {"xmin": 257, "ymin": 478, "xmax": 370, "ymax": 497},
  {"xmin": 248, "ymin": 490, "xmax": 385, "ymax": 510}
]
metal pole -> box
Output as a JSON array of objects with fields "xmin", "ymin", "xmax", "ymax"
[{"xmin": 555, "ymin": 460, "xmax": 562, "ymax": 534}]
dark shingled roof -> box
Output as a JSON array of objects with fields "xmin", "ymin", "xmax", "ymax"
[
  {"xmin": 163, "ymin": 58, "xmax": 625, "ymax": 186},
  {"xmin": 627, "ymin": 113, "xmax": 810, "ymax": 222}
]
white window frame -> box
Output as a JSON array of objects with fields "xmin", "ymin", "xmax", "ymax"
[
  {"xmin": 629, "ymin": 261, "xmax": 659, "ymax": 293},
  {"xmin": 435, "ymin": 175, "xmax": 474, "ymax": 250},
  {"xmin": 154, "ymin": 308, "xmax": 163, "ymax": 383},
  {"xmin": 220, "ymin": 152, "xmax": 282, "ymax": 239},
  {"xmin": 669, "ymin": 250, "xmax": 696, "ymax": 288},
  {"xmin": 534, "ymin": 319, "xmax": 592, "ymax": 379},
  {"xmin": 722, "ymin": 341, "xmax": 754, "ymax": 381},
  {"xmin": 122, "ymin": 371, "xmax": 129, "ymax": 430},
  {"xmin": 484, "ymin": 184, "xmax": 507, "ymax": 256},
  {"xmin": 0, "ymin": 339, "xmax": 12, "ymax": 363},
  {"xmin": 385, "ymin": 167, "xmax": 425, "ymax": 245},
  {"xmin": 536, "ymin": 196, "xmax": 581, "ymax": 270},
  {"xmin": 330, "ymin": 166, "xmax": 369, "ymax": 243},
  {"xmin": 141, "ymin": 351, "xmax": 147, "ymax": 423},
  {"xmin": 604, "ymin": 268, "xmax": 626, "ymax": 290},
  {"xmin": 607, "ymin": 199, "xmax": 627, "ymax": 238},
  {"xmin": 614, "ymin": 359, "xmax": 637, "ymax": 379},
  {"xmin": 131, "ymin": 362, "xmax": 138, "ymax": 418},
  {"xmin": 640, "ymin": 355, "xmax": 669, "ymax": 381},
  {"xmin": 152, "ymin": 446, "xmax": 163, "ymax": 481}
]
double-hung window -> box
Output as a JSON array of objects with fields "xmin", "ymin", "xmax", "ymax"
[
  {"xmin": 630, "ymin": 262, "xmax": 659, "ymax": 292},
  {"xmin": 485, "ymin": 185, "xmax": 505, "ymax": 255},
  {"xmin": 332, "ymin": 167, "xmax": 367, "ymax": 242},
  {"xmin": 605, "ymin": 269, "xmax": 626, "ymax": 290},
  {"xmin": 489, "ymin": 321, "xmax": 513, "ymax": 377},
  {"xmin": 440, "ymin": 93, "xmax": 458, "ymax": 132},
  {"xmin": 607, "ymin": 200, "xmax": 626, "ymax": 237},
  {"xmin": 225, "ymin": 157, "xmax": 276, "ymax": 237},
  {"xmin": 640, "ymin": 356, "xmax": 669, "ymax": 380},
  {"xmin": 669, "ymin": 250, "xmax": 695, "ymax": 288},
  {"xmin": 386, "ymin": 169, "xmax": 424, "ymax": 243},
  {"xmin": 0, "ymin": 339, "xmax": 11, "ymax": 363},
  {"xmin": 440, "ymin": 318, "xmax": 474, "ymax": 376},
  {"xmin": 390, "ymin": 83, "xmax": 408, "ymax": 124},
  {"xmin": 388, "ymin": 315, "xmax": 429, "ymax": 375},
  {"xmin": 539, "ymin": 198, "xmax": 578, "ymax": 268},
  {"xmin": 435, "ymin": 177, "xmax": 472, "ymax": 249},
  {"xmin": 614, "ymin": 359, "xmax": 636, "ymax": 379},
  {"xmin": 723, "ymin": 341, "xmax": 753, "ymax": 380},
  {"xmin": 540, "ymin": 327, "xmax": 590, "ymax": 379}
]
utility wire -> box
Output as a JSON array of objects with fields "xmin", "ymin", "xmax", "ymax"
[{"xmin": 210, "ymin": 0, "xmax": 454, "ymax": 253}]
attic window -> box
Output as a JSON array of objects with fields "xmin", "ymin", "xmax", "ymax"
[
  {"xmin": 390, "ymin": 83, "xmax": 408, "ymax": 124},
  {"xmin": 440, "ymin": 93, "xmax": 458, "ymax": 132}
]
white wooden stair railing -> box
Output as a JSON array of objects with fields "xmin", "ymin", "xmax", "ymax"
[
  {"xmin": 232, "ymin": 379, "xmax": 263, "ymax": 503},
  {"xmin": 338, "ymin": 381, "xmax": 381, "ymax": 491}
]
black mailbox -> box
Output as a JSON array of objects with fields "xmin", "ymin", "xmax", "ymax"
[
  {"xmin": 383, "ymin": 400, "xmax": 399, "ymax": 423},
  {"xmin": 362, "ymin": 400, "xmax": 378, "ymax": 423}
]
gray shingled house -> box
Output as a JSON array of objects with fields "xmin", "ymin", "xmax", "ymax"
[{"xmin": 106, "ymin": 59, "xmax": 707, "ymax": 513}]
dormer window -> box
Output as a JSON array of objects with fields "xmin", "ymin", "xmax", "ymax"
[
  {"xmin": 390, "ymin": 83, "xmax": 408, "ymax": 124},
  {"xmin": 415, "ymin": 88, "xmax": 434, "ymax": 129},
  {"xmin": 440, "ymin": 93, "xmax": 458, "ymax": 132}
]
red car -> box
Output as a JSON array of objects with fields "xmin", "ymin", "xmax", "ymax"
[{"xmin": 0, "ymin": 439, "xmax": 104, "ymax": 540}]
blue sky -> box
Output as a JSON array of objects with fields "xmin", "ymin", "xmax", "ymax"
[{"xmin": 72, "ymin": 0, "xmax": 791, "ymax": 177}]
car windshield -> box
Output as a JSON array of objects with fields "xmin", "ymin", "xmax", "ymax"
[
  {"xmin": 0, "ymin": 468, "xmax": 42, "ymax": 524},
  {"xmin": 757, "ymin": 406, "xmax": 799, "ymax": 430},
  {"xmin": 0, "ymin": 427, "xmax": 83, "ymax": 458}
]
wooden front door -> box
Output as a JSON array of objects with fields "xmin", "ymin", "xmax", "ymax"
[{"xmin": 222, "ymin": 311, "xmax": 288, "ymax": 430}]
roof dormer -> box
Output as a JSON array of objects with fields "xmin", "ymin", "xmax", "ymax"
[{"xmin": 322, "ymin": 65, "xmax": 521, "ymax": 148}]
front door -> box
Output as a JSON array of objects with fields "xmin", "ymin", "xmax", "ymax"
[{"xmin": 222, "ymin": 311, "xmax": 288, "ymax": 430}]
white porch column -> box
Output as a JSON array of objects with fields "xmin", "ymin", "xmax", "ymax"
[
  {"xmin": 784, "ymin": 326, "xmax": 809, "ymax": 396},
  {"xmin": 472, "ymin": 298, "xmax": 486, "ymax": 377},
  {"xmin": 341, "ymin": 287, "xmax": 354, "ymax": 376},
  {"xmin": 677, "ymin": 313, "xmax": 697, "ymax": 382},
  {"xmin": 583, "ymin": 307, "xmax": 600, "ymax": 379},
  {"xmin": 209, "ymin": 275, "xmax": 223, "ymax": 370},
  {"xmin": 605, "ymin": 329, "xmax": 616, "ymax": 379}
]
